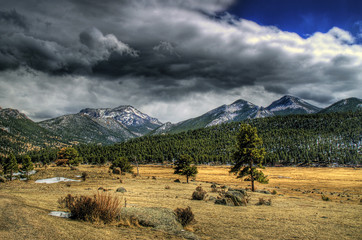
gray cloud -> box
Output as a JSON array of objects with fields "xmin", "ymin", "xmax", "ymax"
[{"xmin": 0, "ymin": 0, "xmax": 361, "ymax": 122}]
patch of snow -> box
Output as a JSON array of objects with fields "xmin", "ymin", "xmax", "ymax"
[
  {"xmin": 49, "ymin": 211, "xmax": 71, "ymax": 218},
  {"xmin": 35, "ymin": 177, "xmax": 81, "ymax": 184},
  {"xmin": 13, "ymin": 170, "xmax": 36, "ymax": 176}
]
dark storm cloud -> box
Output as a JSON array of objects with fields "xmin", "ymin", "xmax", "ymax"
[
  {"xmin": 0, "ymin": 0, "xmax": 361, "ymax": 122},
  {"xmin": 0, "ymin": 9, "xmax": 28, "ymax": 30}
]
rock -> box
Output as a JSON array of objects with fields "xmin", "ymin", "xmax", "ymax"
[
  {"xmin": 256, "ymin": 190, "xmax": 271, "ymax": 194},
  {"xmin": 215, "ymin": 198, "xmax": 227, "ymax": 205},
  {"xmin": 112, "ymin": 168, "xmax": 121, "ymax": 174},
  {"xmin": 174, "ymin": 179, "xmax": 181, "ymax": 183},
  {"xmin": 215, "ymin": 191, "xmax": 247, "ymax": 206},
  {"xmin": 121, "ymin": 207, "xmax": 199, "ymax": 240},
  {"xmin": 116, "ymin": 187, "xmax": 127, "ymax": 193},
  {"xmin": 0, "ymin": 176, "xmax": 6, "ymax": 183},
  {"xmin": 152, "ymin": 176, "xmax": 157, "ymax": 180},
  {"xmin": 228, "ymin": 188, "xmax": 247, "ymax": 195}
]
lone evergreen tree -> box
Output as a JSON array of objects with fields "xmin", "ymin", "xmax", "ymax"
[
  {"xmin": 4, "ymin": 154, "xmax": 18, "ymax": 181},
  {"xmin": 21, "ymin": 155, "xmax": 34, "ymax": 180},
  {"xmin": 56, "ymin": 147, "xmax": 83, "ymax": 166},
  {"xmin": 110, "ymin": 156, "xmax": 133, "ymax": 173},
  {"xmin": 230, "ymin": 124, "xmax": 268, "ymax": 191},
  {"xmin": 174, "ymin": 154, "xmax": 198, "ymax": 183}
]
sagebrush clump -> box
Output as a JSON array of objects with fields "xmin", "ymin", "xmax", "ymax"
[
  {"xmin": 174, "ymin": 206, "xmax": 195, "ymax": 227},
  {"xmin": 256, "ymin": 197, "xmax": 272, "ymax": 206},
  {"xmin": 59, "ymin": 192, "xmax": 122, "ymax": 223},
  {"xmin": 192, "ymin": 186, "xmax": 207, "ymax": 200},
  {"xmin": 321, "ymin": 195, "xmax": 330, "ymax": 201}
]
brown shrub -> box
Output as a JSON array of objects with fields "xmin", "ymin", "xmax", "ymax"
[
  {"xmin": 112, "ymin": 168, "xmax": 121, "ymax": 174},
  {"xmin": 256, "ymin": 198, "xmax": 272, "ymax": 206},
  {"xmin": 59, "ymin": 192, "xmax": 122, "ymax": 224},
  {"xmin": 81, "ymin": 172, "xmax": 88, "ymax": 181},
  {"xmin": 321, "ymin": 195, "xmax": 330, "ymax": 201},
  {"xmin": 174, "ymin": 206, "xmax": 195, "ymax": 227},
  {"xmin": 55, "ymin": 159, "xmax": 68, "ymax": 166},
  {"xmin": 192, "ymin": 186, "xmax": 207, "ymax": 200}
]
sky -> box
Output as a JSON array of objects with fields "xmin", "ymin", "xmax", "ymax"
[{"xmin": 0, "ymin": 0, "xmax": 361, "ymax": 123}]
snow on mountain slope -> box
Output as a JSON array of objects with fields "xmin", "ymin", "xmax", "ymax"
[
  {"xmin": 266, "ymin": 95, "xmax": 321, "ymax": 116},
  {"xmin": 80, "ymin": 105, "xmax": 162, "ymax": 136},
  {"xmin": 206, "ymin": 100, "xmax": 273, "ymax": 127}
]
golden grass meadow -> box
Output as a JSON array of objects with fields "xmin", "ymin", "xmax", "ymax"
[{"xmin": 1, "ymin": 165, "xmax": 361, "ymax": 240}]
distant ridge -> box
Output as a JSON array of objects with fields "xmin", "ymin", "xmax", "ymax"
[
  {"xmin": 39, "ymin": 105, "xmax": 162, "ymax": 144},
  {"xmin": 151, "ymin": 95, "xmax": 322, "ymax": 135},
  {"xmin": 1, "ymin": 95, "xmax": 361, "ymax": 155},
  {"xmin": 266, "ymin": 95, "xmax": 321, "ymax": 116},
  {"xmin": 319, "ymin": 97, "xmax": 362, "ymax": 113}
]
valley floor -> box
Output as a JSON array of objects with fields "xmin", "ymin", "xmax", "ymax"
[{"xmin": 0, "ymin": 165, "xmax": 361, "ymax": 240}]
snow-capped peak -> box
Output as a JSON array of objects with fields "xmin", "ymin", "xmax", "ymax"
[{"xmin": 79, "ymin": 105, "xmax": 162, "ymax": 130}]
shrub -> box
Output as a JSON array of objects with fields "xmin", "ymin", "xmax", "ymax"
[
  {"xmin": 256, "ymin": 198, "xmax": 272, "ymax": 206},
  {"xmin": 81, "ymin": 172, "xmax": 88, "ymax": 181},
  {"xmin": 321, "ymin": 195, "xmax": 330, "ymax": 201},
  {"xmin": 110, "ymin": 157, "xmax": 133, "ymax": 174},
  {"xmin": 174, "ymin": 206, "xmax": 195, "ymax": 227},
  {"xmin": 271, "ymin": 190, "xmax": 277, "ymax": 195},
  {"xmin": 59, "ymin": 192, "xmax": 122, "ymax": 224},
  {"xmin": 192, "ymin": 186, "xmax": 207, "ymax": 200}
]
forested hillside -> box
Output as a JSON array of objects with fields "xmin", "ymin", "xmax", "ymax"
[
  {"xmin": 68, "ymin": 111, "xmax": 361, "ymax": 166},
  {"xmin": 0, "ymin": 108, "xmax": 67, "ymax": 156}
]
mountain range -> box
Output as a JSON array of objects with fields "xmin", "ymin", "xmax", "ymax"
[{"xmin": 0, "ymin": 95, "xmax": 361, "ymax": 155}]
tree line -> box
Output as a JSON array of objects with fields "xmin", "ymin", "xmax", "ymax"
[{"xmin": 2, "ymin": 111, "xmax": 361, "ymax": 166}]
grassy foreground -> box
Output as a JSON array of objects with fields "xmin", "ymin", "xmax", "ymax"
[{"xmin": 0, "ymin": 165, "xmax": 361, "ymax": 240}]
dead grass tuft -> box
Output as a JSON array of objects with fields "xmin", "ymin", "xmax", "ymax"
[
  {"xmin": 192, "ymin": 186, "xmax": 207, "ymax": 200},
  {"xmin": 174, "ymin": 206, "xmax": 195, "ymax": 227},
  {"xmin": 256, "ymin": 198, "xmax": 272, "ymax": 206},
  {"xmin": 59, "ymin": 192, "xmax": 122, "ymax": 224}
]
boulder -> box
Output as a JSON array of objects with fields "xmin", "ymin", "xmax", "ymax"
[
  {"xmin": 116, "ymin": 187, "xmax": 127, "ymax": 193},
  {"xmin": 228, "ymin": 188, "xmax": 247, "ymax": 195},
  {"xmin": 121, "ymin": 207, "xmax": 198, "ymax": 240},
  {"xmin": 215, "ymin": 191, "xmax": 247, "ymax": 206},
  {"xmin": 256, "ymin": 190, "xmax": 271, "ymax": 194}
]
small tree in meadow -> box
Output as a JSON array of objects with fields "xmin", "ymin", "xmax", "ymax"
[
  {"xmin": 4, "ymin": 154, "xmax": 18, "ymax": 181},
  {"xmin": 230, "ymin": 124, "xmax": 268, "ymax": 191},
  {"xmin": 110, "ymin": 157, "xmax": 133, "ymax": 174},
  {"xmin": 56, "ymin": 147, "xmax": 83, "ymax": 166},
  {"xmin": 21, "ymin": 155, "xmax": 34, "ymax": 180},
  {"xmin": 174, "ymin": 154, "xmax": 198, "ymax": 183}
]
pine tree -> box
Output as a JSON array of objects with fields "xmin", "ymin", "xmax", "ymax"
[
  {"xmin": 174, "ymin": 154, "xmax": 198, "ymax": 183},
  {"xmin": 4, "ymin": 154, "xmax": 18, "ymax": 181},
  {"xmin": 230, "ymin": 124, "xmax": 268, "ymax": 191},
  {"xmin": 110, "ymin": 157, "xmax": 133, "ymax": 173},
  {"xmin": 21, "ymin": 155, "xmax": 34, "ymax": 180}
]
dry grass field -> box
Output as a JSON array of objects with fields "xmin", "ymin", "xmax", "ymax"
[{"xmin": 1, "ymin": 165, "xmax": 361, "ymax": 240}]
